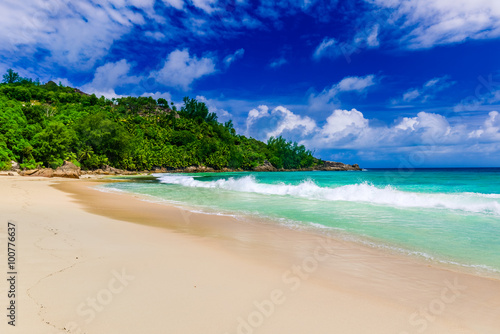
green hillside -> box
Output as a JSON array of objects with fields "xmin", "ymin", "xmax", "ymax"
[{"xmin": 0, "ymin": 70, "xmax": 320, "ymax": 171}]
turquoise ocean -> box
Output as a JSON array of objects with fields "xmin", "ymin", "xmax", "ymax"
[{"xmin": 101, "ymin": 169, "xmax": 500, "ymax": 276}]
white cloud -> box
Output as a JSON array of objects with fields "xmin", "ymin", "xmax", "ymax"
[
  {"xmin": 370, "ymin": 0, "xmax": 500, "ymax": 49},
  {"xmin": 152, "ymin": 49, "xmax": 217, "ymax": 90},
  {"xmin": 245, "ymin": 105, "xmax": 316, "ymax": 140},
  {"xmin": 241, "ymin": 103, "xmax": 500, "ymax": 163},
  {"xmin": 351, "ymin": 24, "xmax": 381, "ymax": 49},
  {"xmin": 301, "ymin": 109, "xmax": 471, "ymax": 151},
  {"xmin": 468, "ymin": 111, "xmax": 500, "ymax": 140},
  {"xmin": 246, "ymin": 105, "xmax": 271, "ymax": 134},
  {"xmin": 192, "ymin": 0, "xmax": 218, "ymax": 13},
  {"xmin": 313, "ymin": 37, "xmax": 337, "ymax": 60},
  {"xmin": 402, "ymin": 89, "xmax": 421, "ymax": 102},
  {"xmin": 0, "ymin": 0, "xmax": 153, "ymax": 70},
  {"xmin": 223, "ymin": 48, "xmax": 245, "ymax": 67},
  {"xmin": 141, "ymin": 91, "xmax": 173, "ymax": 103},
  {"xmin": 309, "ymin": 75, "xmax": 377, "ymax": 112},
  {"xmin": 392, "ymin": 76, "xmax": 454, "ymax": 105},
  {"xmin": 81, "ymin": 59, "xmax": 140, "ymax": 98},
  {"xmin": 53, "ymin": 77, "xmax": 74, "ymax": 87},
  {"xmin": 195, "ymin": 95, "xmax": 233, "ymax": 122},
  {"xmin": 145, "ymin": 31, "xmax": 166, "ymax": 40},
  {"xmin": 162, "ymin": 0, "xmax": 184, "ymax": 10},
  {"xmin": 316, "ymin": 24, "xmax": 381, "ymax": 62},
  {"xmin": 240, "ymin": 102, "xmax": 500, "ymax": 165},
  {"xmin": 366, "ymin": 24, "xmax": 380, "ymax": 47},
  {"xmin": 267, "ymin": 106, "xmax": 317, "ymax": 138},
  {"xmin": 269, "ymin": 57, "xmax": 287, "ymax": 68},
  {"xmin": 336, "ymin": 75, "xmax": 377, "ymax": 92},
  {"xmin": 314, "ymin": 108, "xmax": 369, "ymax": 145}
]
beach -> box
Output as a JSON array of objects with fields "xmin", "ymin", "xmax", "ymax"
[{"xmin": 1, "ymin": 175, "xmax": 500, "ymax": 334}]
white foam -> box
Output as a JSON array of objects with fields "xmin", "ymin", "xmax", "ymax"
[
  {"xmin": 156, "ymin": 174, "xmax": 500, "ymax": 216},
  {"xmin": 94, "ymin": 185, "xmax": 127, "ymax": 194}
]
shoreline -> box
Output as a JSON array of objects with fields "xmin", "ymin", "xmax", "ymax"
[
  {"xmin": 2, "ymin": 176, "xmax": 500, "ymax": 333},
  {"xmin": 95, "ymin": 174, "xmax": 500, "ymax": 280}
]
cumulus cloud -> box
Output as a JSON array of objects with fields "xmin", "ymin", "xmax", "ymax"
[
  {"xmin": 306, "ymin": 108, "xmax": 500, "ymax": 157},
  {"xmin": 309, "ymin": 75, "xmax": 377, "ymax": 112},
  {"xmin": 391, "ymin": 76, "xmax": 454, "ymax": 105},
  {"xmin": 468, "ymin": 111, "xmax": 500, "ymax": 140},
  {"xmin": 267, "ymin": 106, "xmax": 317, "ymax": 138},
  {"xmin": 81, "ymin": 59, "xmax": 140, "ymax": 98},
  {"xmin": 370, "ymin": 0, "xmax": 500, "ymax": 49},
  {"xmin": 314, "ymin": 109, "xmax": 369, "ymax": 145},
  {"xmin": 246, "ymin": 105, "xmax": 271, "ymax": 135},
  {"xmin": 302, "ymin": 109, "xmax": 473, "ymax": 150},
  {"xmin": 241, "ymin": 102, "xmax": 500, "ymax": 165},
  {"xmin": 152, "ymin": 49, "xmax": 217, "ymax": 90},
  {"xmin": 223, "ymin": 48, "xmax": 245, "ymax": 67},
  {"xmin": 245, "ymin": 105, "xmax": 316, "ymax": 140}
]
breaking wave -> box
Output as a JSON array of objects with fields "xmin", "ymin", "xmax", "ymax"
[{"xmin": 155, "ymin": 174, "xmax": 500, "ymax": 216}]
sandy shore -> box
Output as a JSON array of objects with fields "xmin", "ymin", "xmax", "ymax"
[{"xmin": 1, "ymin": 176, "xmax": 499, "ymax": 334}]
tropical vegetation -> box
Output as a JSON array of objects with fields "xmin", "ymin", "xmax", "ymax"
[{"xmin": 0, "ymin": 70, "xmax": 320, "ymax": 171}]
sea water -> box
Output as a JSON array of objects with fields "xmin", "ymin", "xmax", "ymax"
[{"xmin": 101, "ymin": 169, "xmax": 500, "ymax": 276}]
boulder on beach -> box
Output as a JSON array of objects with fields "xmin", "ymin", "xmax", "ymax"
[{"xmin": 53, "ymin": 161, "xmax": 81, "ymax": 179}]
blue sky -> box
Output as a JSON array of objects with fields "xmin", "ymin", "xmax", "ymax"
[{"xmin": 2, "ymin": 0, "xmax": 500, "ymax": 167}]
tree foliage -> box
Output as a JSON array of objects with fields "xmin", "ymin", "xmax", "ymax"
[
  {"xmin": 2, "ymin": 69, "xmax": 20, "ymax": 84},
  {"xmin": 0, "ymin": 69, "xmax": 318, "ymax": 171}
]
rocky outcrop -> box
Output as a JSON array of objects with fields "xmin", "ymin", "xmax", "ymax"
[
  {"xmin": 19, "ymin": 169, "xmax": 38, "ymax": 176},
  {"xmin": 19, "ymin": 168, "xmax": 53, "ymax": 177},
  {"xmin": 21, "ymin": 161, "xmax": 80, "ymax": 178},
  {"xmin": 80, "ymin": 165, "xmax": 138, "ymax": 175},
  {"xmin": 53, "ymin": 161, "xmax": 81, "ymax": 178},
  {"xmin": 253, "ymin": 160, "xmax": 277, "ymax": 172},
  {"xmin": 183, "ymin": 166, "xmax": 215, "ymax": 173},
  {"xmin": 34, "ymin": 168, "xmax": 54, "ymax": 177},
  {"xmin": 97, "ymin": 165, "xmax": 124, "ymax": 175},
  {"xmin": 18, "ymin": 160, "xmax": 361, "ymax": 178},
  {"xmin": 313, "ymin": 161, "xmax": 361, "ymax": 171}
]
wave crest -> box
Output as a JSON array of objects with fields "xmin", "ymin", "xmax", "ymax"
[{"xmin": 155, "ymin": 174, "xmax": 500, "ymax": 216}]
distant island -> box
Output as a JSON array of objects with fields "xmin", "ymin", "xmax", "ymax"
[{"xmin": 0, "ymin": 69, "xmax": 360, "ymax": 176}]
